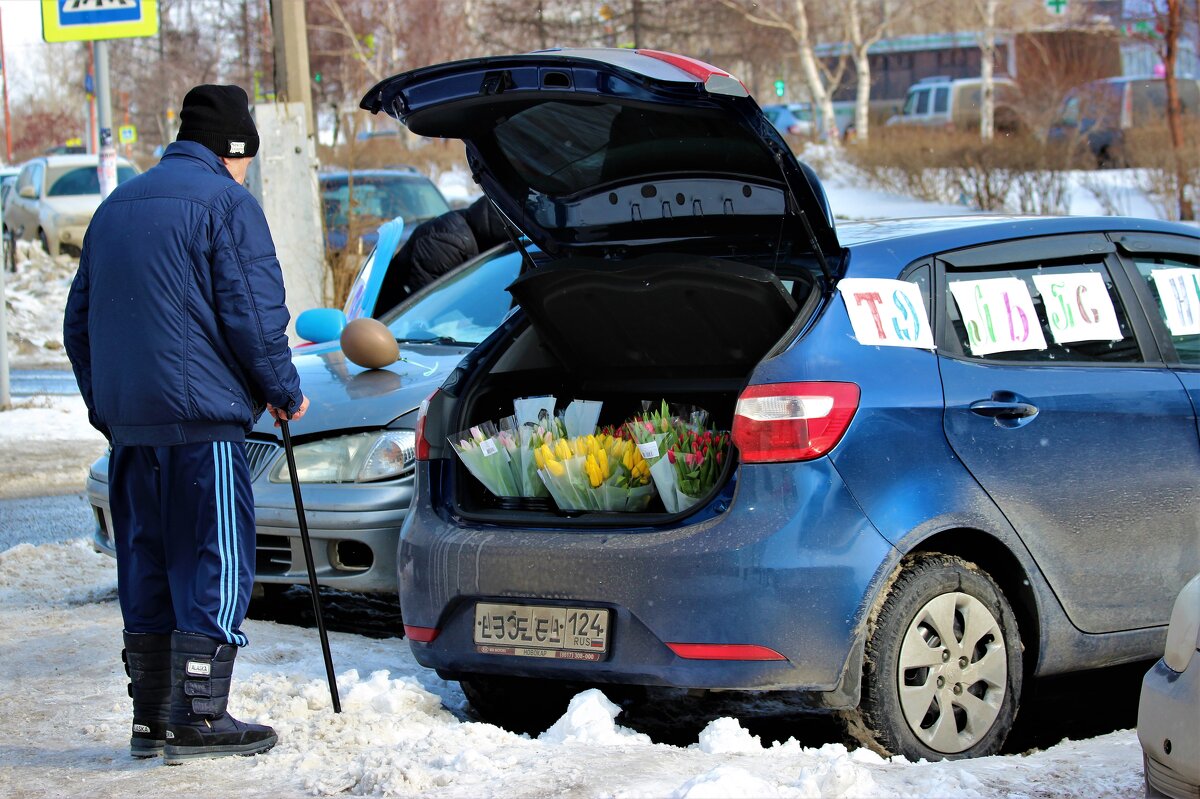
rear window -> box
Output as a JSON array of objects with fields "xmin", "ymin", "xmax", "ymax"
[
  {"xmin": 321, "ymin": 176, "xmax": 449, "ymax": 230},
  {"xmin": 491, "ymin": 100, "xmax": 781, "ymax": 196}
]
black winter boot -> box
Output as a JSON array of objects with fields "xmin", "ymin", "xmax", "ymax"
[
  {"xmin": 122, "ymin": 631, "xmax": 172, "ymax": 758},
  {"xmin": 163, "ymin": 631, "xmax": 277, "ymax": 765}
]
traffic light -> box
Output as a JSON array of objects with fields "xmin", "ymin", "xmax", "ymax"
[
  {"xmin": 313, "ymin": 72, "xmax": 322, "ymax": 84},
  {"xmin": 774, "ymin": 79, "xmax": 785, "ymax": 97}
]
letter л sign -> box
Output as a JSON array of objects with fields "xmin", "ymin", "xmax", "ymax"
[{"xmin": 42, "ymin": 1, "xmax": 159, "ymax": 43}]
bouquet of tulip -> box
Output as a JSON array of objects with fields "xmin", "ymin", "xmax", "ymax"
[
  {"xmin": 535, "ymin": 432, "xmax": 655, "ymax": 512},
  {"xmin": 623, "ymin": 400, "xmax": 730, "ymax": 513},
  {"xmin": 651, "ymin": 427, "xmax": 731, "ymax": 513},
  {"xmin": 624, "ymin": 399, "xmax": 675, "ymax": 463},
  {"xmin": 497, "ymin": 415, "xmax": 560, "ymax": 498},
  {"xmin": 448, "ymin": 422, "xmax": 520, "ymax": 497}
]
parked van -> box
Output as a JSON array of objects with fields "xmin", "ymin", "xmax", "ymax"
[
  {"xmin": 1049, "ymin": 75, "xmax": 1200, "ymax": 167},
  {"xmin": 886, "ymin": 75, "xmax": 1020, "ymax": 132}
]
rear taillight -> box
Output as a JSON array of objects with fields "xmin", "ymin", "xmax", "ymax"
[
  {"xmin": 414, "ymin": 389, "xmax": 439, "ymax": 461},
  {"xmin": 732, "ymin": 382, "xmax": 859, "ymax": 463}
]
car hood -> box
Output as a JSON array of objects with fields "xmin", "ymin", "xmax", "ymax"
[
  {"xmin": 41, "ymin": 195, "xmax": 101, "ymax": 217},
  {"xmin": 252, "ymin": 343, "xmax": 472, "ymax": 437},
  {"xmin": 361, "ymin": 48, "xmax": 838, "ymax": 262}
]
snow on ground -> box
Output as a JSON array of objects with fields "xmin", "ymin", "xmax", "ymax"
[
  {"xmin": 0, "ymin": 394, "xmax": 105, "ymax": 443},
  {"xmin": 0, "ymin": 394, "xmax": 107, "ymax": 499},
  {"xmin": 3, "ymin": 240, "xmax": 77, "ymax": 368},
  {"xmin": 0, "ymin": 536, "xmax": 1146, "ymax": 799}
]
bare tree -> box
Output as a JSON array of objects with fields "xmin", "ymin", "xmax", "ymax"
[
  {"xmin": 974, "ymin": 0, "xmax": 998, "ymax": 141},
  {"xmin": 718, "ymin": 0, "xmax": 842, "ymax": 145},
  {"xmin": 843, "ymin": 0, "xmax": 933, "ymax": 142},
  {"xmin": 1157, "ymin": 0, "xmax": 1195, "ymax": 219}
]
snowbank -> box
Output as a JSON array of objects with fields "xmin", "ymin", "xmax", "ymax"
[
  {"xmin": 0, "ymin": 394, "xmax": 105, "ymax": 443},
  {"xmin": 3, "ymin": 239, "xmax": 76, "ymax": 368}
]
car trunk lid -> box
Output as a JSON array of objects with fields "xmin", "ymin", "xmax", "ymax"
[{"xmin": 360, "ymin": 48, "xmax": 839, "ymax": 263}]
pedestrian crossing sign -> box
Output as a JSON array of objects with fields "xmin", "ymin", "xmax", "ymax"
[
  {"xmin": 42, "ymin": 0, "xmax": 159, "ymax": 43},
  {"xmin": 118, "ymin": 125, "xmax": 137, "ymax": 144}
]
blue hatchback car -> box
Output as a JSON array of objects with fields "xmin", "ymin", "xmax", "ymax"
[{"xmin": 361, "ymin": 49, "xmax": 1200, "ymax": 760}]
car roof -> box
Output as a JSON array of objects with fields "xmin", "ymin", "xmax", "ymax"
[
  {"xmin": 31, "ymin": 154, "xmax": 135, "ymax": 168},
  {"xmin": 838, "ymin": 214, "xmax": 1197, "ymax": 257},
  {"xmin": 318, "ymin": 168, "xmax": 428, "ymax": 182}
]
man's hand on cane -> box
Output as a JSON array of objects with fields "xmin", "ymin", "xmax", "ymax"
[{"xmin": 267, "ymin": 395, "xmax": 309, "ymax": 427}]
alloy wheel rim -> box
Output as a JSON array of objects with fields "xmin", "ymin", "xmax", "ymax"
[{"xmin": 896, "ymin": 590, "xmax": 1007, "ymax": 753}]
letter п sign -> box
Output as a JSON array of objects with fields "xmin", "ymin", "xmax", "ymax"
[{"xmin": 42, "ymin": 0, "xmax": 159, "ymax": 43}]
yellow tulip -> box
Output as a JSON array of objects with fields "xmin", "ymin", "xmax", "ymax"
[
  {"xmin": 597, "ymin": 448, "xmax": 609, "ymax": 478},
  {"xmin": 585, "ymin": 455, "xmax": 602, "ymax": 488},
  {"xmin": 555, "ymin": 438, "xmax": 572, "ymax": 460},
  {"xmin": 546, "ymin": 459, "xmax": 565, "ymax": 477},
  {"xmin": 534, "ymin": 447, "xmax": 546, "ymax": 470}
]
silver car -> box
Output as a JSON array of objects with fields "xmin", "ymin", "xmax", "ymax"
[
  {"xmin": 1139, "ymin": 572, "xmax": 1200, "ymax": 799},
  {"xmin": 89, "ymin": 242, "xmax": 521, "ymax": 594}
]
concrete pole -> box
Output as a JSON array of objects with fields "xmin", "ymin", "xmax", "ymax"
[
  {"xmin": 95, "ymin": 40, "xmax": 117, "ymax": 197},
  {"xmin": 270, "ymin": 0, "xmax": 314, "ymax": 138},
  {"xmin": 0, "ymin": 205, "xmax": 9, "ymax": 411}
]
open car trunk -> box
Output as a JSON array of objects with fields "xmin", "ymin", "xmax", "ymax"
[{"xmin": 442, "ymin": 252, "xmax": 822, "ymax": 526}]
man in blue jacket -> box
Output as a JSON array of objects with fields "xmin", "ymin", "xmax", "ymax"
[{"xmin": 64, "ymin": 85, "xmax": 308, "ymax": 764}]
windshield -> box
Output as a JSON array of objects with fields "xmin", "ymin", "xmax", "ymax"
[
  {"xmin": 379, "ymin": 246, "xmax": 521, "ymax": 345},
  {"xmin": 321, "ymin": 175, "xmax": 449, "ymax": 231},
  {"xmin": 46, "ymin": 165, "xmax": 137, "ymax": 197}
]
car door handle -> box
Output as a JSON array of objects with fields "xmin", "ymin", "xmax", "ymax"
[{"xmin": 969, "ymin": 399, "xmax": 1039, "ymax": 420}]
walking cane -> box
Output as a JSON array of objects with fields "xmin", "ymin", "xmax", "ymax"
[{"xmin": 279, "ymin": 418, "xmax": 342, "ymax": 713}]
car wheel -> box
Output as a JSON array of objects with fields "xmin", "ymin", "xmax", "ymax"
[
  {"xmin": 848, "ymin": 553, "xmax": 1022, "ymax": 761},
  {"xmin": 459, "ymin": 674, "xmax": 583, "ymax": 735}
]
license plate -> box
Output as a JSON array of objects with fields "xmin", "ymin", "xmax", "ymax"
[{"xmin": 473, "ymin": 602, "xmax": 610, "ymax": 661}]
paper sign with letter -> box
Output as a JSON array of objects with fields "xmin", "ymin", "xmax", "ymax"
[
  {"xmin": 949, "ymin": 278, "xmax": 1048, "ymax": 356},
  {"xmin": 838, "ymin": 278, "xmax": 934, "ymax": 349},
  {"xmin": 1150, "ymin": 268, "xmax": 1200, "ymax": 337},
  {"xmin": 1030, "ymin": 273, "xmax": 1123, "ymax": 344}
]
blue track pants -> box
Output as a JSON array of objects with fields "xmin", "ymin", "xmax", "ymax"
[{"xmin": 109, "ymin": 441, "xmax": 254, "ymax": 645}]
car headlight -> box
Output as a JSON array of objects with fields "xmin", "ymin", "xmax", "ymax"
[
  {"xmin": 270, "ymin": 430, "xmax": 416, "ymax": 483},
  {"xmin": 1163, "ymin": 573, "xmax": 1200, "ymax": 673}
]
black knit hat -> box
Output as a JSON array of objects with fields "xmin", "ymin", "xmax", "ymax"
[{"xmin": 176, "ymin": 84, "xmax": 260, "ymax": 158}]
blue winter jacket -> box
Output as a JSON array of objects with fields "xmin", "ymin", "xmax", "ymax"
[{"xmin": 63, "ymin": 141, "xmax": 302, "ymax": 446}]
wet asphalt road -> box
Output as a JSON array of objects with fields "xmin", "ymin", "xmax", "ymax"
[{"xmin": 0, "ymin": 492, "xmax": 94, "ymax": 551}]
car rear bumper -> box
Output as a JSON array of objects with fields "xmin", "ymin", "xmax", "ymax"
[
  {"xmin": 1140, "ymin": 658, "xmax": 1200, "ymax": 799},
  {"xmin": 399, "ymin": 458, "xmax": 897, "ymax": 700},
  {"xmin": 87, "ymin": 461, "xmax": 410, "ymax": 595}
]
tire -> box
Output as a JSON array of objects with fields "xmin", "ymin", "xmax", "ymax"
[
  {"xmin": 459, "ymin": 674, "xmax": 584, "ymax": 735},
  {"xmin": 848, "ymin": 554, "xmax": 1022, "ymax": 761}
]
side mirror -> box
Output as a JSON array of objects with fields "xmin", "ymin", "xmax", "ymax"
[
  {"xmin": 19, "ymin": 185, "xmax": 36, "ymax": 199},
  {"xmin": 296, "ymin": 307, "xmax": 347, "ymax": 344}
]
